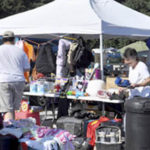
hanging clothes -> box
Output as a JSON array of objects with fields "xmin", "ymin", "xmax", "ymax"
[
  {"xmin": 15, "ymin": 40, "xmax": 36, "ymax": 62},
  {"xmin": 56, "ymin": 39, "xmax": 72, "ymax": 77},
  {"xmin": 15, "ymin": 40, "xmax": 35, "ymax": 82},
  {"xmin": 23, "ymin": 41, "xmax": 36, "ymax": 82},
  {"xmin": 24, "ymin": 41, "xmax": 36, "ymax": 62},
  {"xmin": 36, "ymin": 43, "xmax": 56, "ymax": 75}
]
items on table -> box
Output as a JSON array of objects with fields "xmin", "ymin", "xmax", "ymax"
[
  {"xmin": 30, "ymin": 79, "xmax": 54, "ymax": 94},
  {"xmin": 115, "ymin": 76, "xmax": 130, "ymax": 87},
  {"xmin": 86, "ymin": 80, "xmax": 106, "ymax": 96},
  {"xmin": 85, "ymin": 68, "xmax": 101, "ymax": 80}
]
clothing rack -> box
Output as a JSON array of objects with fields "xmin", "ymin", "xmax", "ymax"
[
  {"xmin": 21, "ymin": 34, "xmax": 78, "ymax": 48},
  {"xmin": 63, "ymin": 36, "xmax": 77, "ymax": 41},
  {"xmin": 23, "ymin": 38, "xmax": 58, "ymax": 47}
]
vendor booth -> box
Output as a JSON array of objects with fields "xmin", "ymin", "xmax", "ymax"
[
  {"xmin": 1, "ymin": 0, "xmax": 150, "ymax": 150},
  {"xmin": 1, "ymin": 0, "xmax": 150, "ymax": 78}
]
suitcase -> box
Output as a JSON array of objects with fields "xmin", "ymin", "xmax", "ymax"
[{"xmin": 56, "ymin": 117, "xmax": 84, "ymax": 137}]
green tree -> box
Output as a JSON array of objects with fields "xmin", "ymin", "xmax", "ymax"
[
  {"xmin": 124, "ymin": 0, "xmax": 150, "ymax": 16},
  {"xmin": 0, "ymin": 0, "xmax": 53, "ymax": 19}
]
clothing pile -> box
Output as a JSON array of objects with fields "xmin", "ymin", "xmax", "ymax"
[{"xmin": 0, "ymin": 118, "xmax": 75, "ymax": 150}]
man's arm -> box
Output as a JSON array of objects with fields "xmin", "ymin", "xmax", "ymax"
[{"xmin": 23, "ymin": 53, "xmax": 30, "ymax": 72}]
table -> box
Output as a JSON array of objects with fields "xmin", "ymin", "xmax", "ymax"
[
  {"xmin": 23, "ymin": 92, "xmax": 124, "ymax": 124},
  {"xmin": 24, "ymin": 92, "xmax": 124, "ymax": 103},
  {"xmin": 23, "ymin": 92, "xmax": 58, "ymax": 125}
]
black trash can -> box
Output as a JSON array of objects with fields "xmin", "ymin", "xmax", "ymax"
[
  {"xmin": 0, "ymin": 135, "xmax": 19, "ymax": 150},
  {"xmin": 125, "ymin": 98, "xmax": 150, "ymax": 150}
]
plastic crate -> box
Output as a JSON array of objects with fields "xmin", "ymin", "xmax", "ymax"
[{"xmin": 15, "ymin": 111, "xmax": 40, "ymax": 125}]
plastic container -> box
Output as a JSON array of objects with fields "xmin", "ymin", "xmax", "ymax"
[
  {"xmin": 125, "ymin": 98, "xmax": 150, "ymax": 150},
  {"xmin": 95, "ymin": 68, "xmax": 101, "ymax": 79},
  {"xmin": 37, "ymin": 81, "xmax": 45, "ymax": 94},
  {"xmin": 44, "ymin": 81, "xmax": 51, "ymax": 92},
  {"xmin": 30, "ymin": 81, "xmax": 37, "ymax": 93}
]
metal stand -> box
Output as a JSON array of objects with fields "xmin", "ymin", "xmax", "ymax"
[
  {"xmin": 40, "ymin": 97, "xmax": 48, "ymax": 125},
  {"xmin": 41, "ymin": 97, "xmax": 56, "ymax": 126},
  {"xmin": 51, "ymin": 98, "xmax": 56, "ymax": 122},
  {"xmin": 102, "ymin": 102, "xmax": 106, "ymax": 116}
]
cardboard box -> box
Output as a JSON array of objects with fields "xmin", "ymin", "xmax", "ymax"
[{"xmin": 106, "ymin": 76, "xmax": 128, "ymax": 90}]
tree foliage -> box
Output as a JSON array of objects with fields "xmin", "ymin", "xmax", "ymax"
[
  {"xmin": 124, "ymin": 0, "xmax": 150, "ymax": 16},
  {"xmin": 0, "ymin": 0, "xmax": 53, "ymax": 19}
]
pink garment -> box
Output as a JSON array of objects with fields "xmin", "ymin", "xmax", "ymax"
[
  {"xmin": 37, "ymin": 127, "xmax": 49, "ymax": 138},
  {"xmin": 37, "ymin": 127, "xmax": 75, "ymax": 143}
]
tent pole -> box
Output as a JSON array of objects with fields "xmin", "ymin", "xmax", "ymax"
[{"xmin": 100, "ymin": 33, "xmax": 104, "ymax": 80}]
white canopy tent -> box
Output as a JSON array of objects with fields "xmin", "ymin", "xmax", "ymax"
[
  {"xmin": 0, "ymin": 0, "xmax": 101, "ymax": 36},
  {"xmin": 90, "ymin": 0, "xmax": 150, "ymax": 79},
  {"xmin": 1, "ymin": 0, "xmax": 150, "ymax": 79},
  {"xmin": 90, "ymin": 0, "xmax": 150, "ymax": 36}
]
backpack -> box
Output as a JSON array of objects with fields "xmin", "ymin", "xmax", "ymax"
[{"xmin": 67, "ymin": 37, "xmax": 93, "ymax": 75}]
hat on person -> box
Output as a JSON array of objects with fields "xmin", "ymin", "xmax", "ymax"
[{"xmin": 2, "ymin": 31, "xmax": 15, "ymax": 38}]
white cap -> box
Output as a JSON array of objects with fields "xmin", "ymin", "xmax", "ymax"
[{"xmin": 3, "ymin": 31, "xmax": 15, "ymax": 38}]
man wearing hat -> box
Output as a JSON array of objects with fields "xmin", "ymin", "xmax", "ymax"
[{"xmin": 0, "ymin": 31, "xmax": 30, "ymax": 121}]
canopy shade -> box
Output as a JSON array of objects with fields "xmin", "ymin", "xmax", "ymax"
[
  {"xmin": 1, "ymin": 0, "xmax": 150, "ymax": 39},
  {"xmin": 90, "ymin": 0, "xmax": 150, "ymax": 38},
  {"xmin": 0, "ymin": 0, "xmax": 101, "ymax": 38}
]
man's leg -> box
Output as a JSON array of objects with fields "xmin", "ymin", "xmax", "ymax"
[
  {"xmin": 0, "ymin": 83, "xmax": 14, "ymax": 120},
  {"xmin": 13, "ymin": 82, "xmax": 25, "ymax": 112}
]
